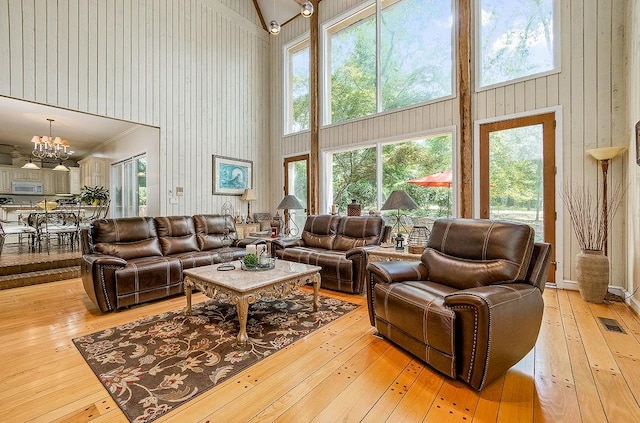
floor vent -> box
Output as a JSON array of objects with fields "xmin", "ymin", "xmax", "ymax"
[{"xmin": 598, "ymin": 317, "xmax": 626, "ymax": 334}]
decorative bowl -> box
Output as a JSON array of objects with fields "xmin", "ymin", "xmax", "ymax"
[
  {"xmin": 241, "ymin": 258, "xmax": 275, "ymax": 271},
  {"xmin": 37, "ymin": 201, "xmax": 58, "ymax": 211}
]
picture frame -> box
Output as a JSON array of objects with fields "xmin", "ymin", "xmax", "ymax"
[
  {"xmin": 636, "ymin": 120, "xmax": 640, "ymax": 166},
  {"xmin": 212, "ymin": 155, "xmax": 253, "ymax": 195}
]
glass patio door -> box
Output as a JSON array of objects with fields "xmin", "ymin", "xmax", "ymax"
[
  {"xmin": 479, "ymin": 113, "xmax": 556, "ymax": 282},
  {"xmin": 111, "ymin": 154, "xmax": 147, "ymax": 218}
]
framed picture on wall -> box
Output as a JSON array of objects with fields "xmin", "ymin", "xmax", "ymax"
[
  {"xmin": 636, "ymin": 120, "xmax": 640, "ymax": 166},
  {"xmin": 213, "ymin": 155, "xmax": 253, "ymax": 195}
]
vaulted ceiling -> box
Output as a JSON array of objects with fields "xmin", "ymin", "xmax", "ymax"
[{"xmin": 254, "ymin": 0, "xmax": 315, "ymax": 29}]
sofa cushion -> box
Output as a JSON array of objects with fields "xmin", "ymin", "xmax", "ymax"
[
  {"xmin": 169, "ymin": 251, "xmax": 219, "ymax": 269},
  {"xmin": 278, "ymin": 246, "xmax": 353, "ymax": 280},
  {"xmin": 300, "ymin": 215, "xmax": 340, "ymax": 249},
  {"xmin": 193, "ymin": 214, "xmax": 239, "ymax": 251},
  {"xmin": 422, "ymin": 249, "xmax": 525, "ymax": 290},
  {"xmin": 426, "ymin": 218, "xmax": 534, "ymax": 282},
  {"xmin": 333, "ymin": 216, "xmax": 383, "ymax": 251},
  {"xmin": 155, "ymin": 216, "xmax": 200, "ymax": 255},
  {"xmin": 94, "ymin": 238, "xmax": 163, "ymax": 260},
  {"xmin": 115, "ymin": 256, "xmax": 183, "ymax": 296},
  {"xmin": 91, "ymin": 217, "xmax": 157, "ymax": 244},
  {"xmin": 374, "ymin": 280, "xmax": 457, "ymax": 377}
]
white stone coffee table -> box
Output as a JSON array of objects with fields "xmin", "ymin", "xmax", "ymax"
[{"xmin": 183, "ymin": 259, "xmax": 321, "ymax": 346}]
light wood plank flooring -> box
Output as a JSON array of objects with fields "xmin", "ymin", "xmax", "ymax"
[{"xmin": 1, "ymin": 280, "xmax": 639, "ymax": 422}]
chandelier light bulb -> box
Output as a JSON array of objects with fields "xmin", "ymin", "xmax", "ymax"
[
  {"xmin": 269, "ymin": 20, "xmax": 281, "ymax": 34},
  {"xmin": 301, "ymin": 1, "xmax": 314, "ymax": 18}
]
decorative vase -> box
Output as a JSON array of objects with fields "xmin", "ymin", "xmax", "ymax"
[
  {"xmin": 347, "ymin": 199, "xmax": 361, "ymax": 216},
  {"xmin": 575, "ymin": 249, "xmax": 609, "ymax": 303}
]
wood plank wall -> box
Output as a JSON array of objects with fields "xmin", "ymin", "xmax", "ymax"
[
  {"xmin": 626, "ymin": 0, "xmax": 640, "ymax": 312},
  {"xmin": 0, "ymin": 0, "xmax": 271, "ymax": 219},
  {"xmin": 269, "ymin": 0, "xmax": 628, "ymax": 291}
]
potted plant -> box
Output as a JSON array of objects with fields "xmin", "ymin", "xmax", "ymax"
[
  {"xmin": 79, "ymin": 185, "xmax": 109, "ymax": 206},
  {"xmin": 562, "ymin": 184, "xmax": 623, "ymax": 303}
]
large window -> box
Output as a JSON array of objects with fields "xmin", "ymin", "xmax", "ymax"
[
  {"xmin": 324, "ymin": 0, "xmax": 453, "ymax": 125},
  {"xmin": 284, "ymin": 38, "xmax": 311, "ymax": 134},
  {"xmin": 328, "ymin": 132, "xmax": 454, "ymax": 225},
  {"xmin": 477, "ymin": 0, "xmax": 558, "ymax": 88}
]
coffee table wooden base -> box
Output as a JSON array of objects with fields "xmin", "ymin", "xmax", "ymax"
[{"xmin": 184, "ymin": 269, "xmax": 320, "ymax": 346}]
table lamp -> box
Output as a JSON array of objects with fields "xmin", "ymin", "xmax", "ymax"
[
  {"xmin": 276, "ymin": 194, "xmax": 305, "ymax": 236},
  {"xmin": 241, "ymin": 189, "xmax": 257, "ymax": 222},
  {"xmin": 586, "ymin": 146, "xmax": 626, "ymax": 256},
  {"xmin": 380, "ymin": 190, "xmax": 418, "ymax": 234}
]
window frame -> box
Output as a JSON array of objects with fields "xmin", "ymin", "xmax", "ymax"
[
  {"xmin": 474, "ymin": 0, "xmax": 561, "ymax": 92},
  {"xmin": 320, "ymin": 126, "xmax": 458, "ymax": 216},
  {"xmin": 283, "ymin": 34, "xmax": 311, "ymax": 136},
  {"xmin": 320, "ymin": 0, "xmax": 456, "ymax": 127}
]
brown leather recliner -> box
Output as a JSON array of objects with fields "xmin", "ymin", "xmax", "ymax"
[
  {"xmin": 272, "ymin": 214, "xmax": 387, "ymax": 294},
  {"xmin": 81, "ymin": 215, "xmax": 255, "ymax": 312},
  {"xmin": 366, "ymin": 218, "xmax": 551, "ymax": 390}
]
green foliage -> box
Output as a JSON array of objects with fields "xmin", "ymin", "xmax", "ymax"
[
  {"xmin": 243, "ymin": 253, "xmax": 258, "ymax": 268},
  {"xmin": 79, "ymin": 185, "xmax": 109, "ymax": 205}
]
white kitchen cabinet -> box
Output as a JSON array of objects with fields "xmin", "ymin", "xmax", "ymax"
[
  {"xmin": 69, "ymin": 167, "xmax": 81, "ymax": 194},
  {"xmin": 0, "ymin": 167, "xmax": 11, "ymax": 194},
  {"xmin": 78, "ymin": 157, "xmax": 109, "ymax": 188},
  {"xmin": 54, "ymin": 170, "xmax": 70, "ymax": 194},
  {"xmin": 42, "ymin": 169, "xmax": 55, "ymax": 195},
  {"xmin": 12, "ymin": 168, "xmax": 42, "ymax": 182}
]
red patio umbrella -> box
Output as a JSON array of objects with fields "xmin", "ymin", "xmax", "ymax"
[{"xmin": 406, "ymin": 169, "xmax": 452, "ymax": 187}]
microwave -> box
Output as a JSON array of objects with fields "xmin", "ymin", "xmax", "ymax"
[{"xmin": 11, "ymin": 181, "xmax": 44, "ymax": 194}]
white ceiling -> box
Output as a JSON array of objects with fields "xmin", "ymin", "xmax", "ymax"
[
  {"xmin": 255, "ymin": 0, "xmax": 311, "ymax": 28},
  {"xmin": 0, "ymin": 96, "xmax": 140, "ymax": 160}
]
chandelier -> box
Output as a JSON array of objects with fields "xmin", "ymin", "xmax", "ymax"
[{"xmin": 31, "ymin": 118, "xmax": 71, "ymax": 161}]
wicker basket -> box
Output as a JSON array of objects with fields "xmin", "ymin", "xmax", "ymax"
[{"xmin": 408, "ymin": 245, "xmax": 425, "ymax": 255}]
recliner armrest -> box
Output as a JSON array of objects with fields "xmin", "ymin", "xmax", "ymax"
[
  {"xmin": 344, "ymin": 244, "xmax": 378, "ymax": 259},
  {"xmin": 443, "ymin": 283, "xmax": 543, "ymax": 390},
  {"xmin": 365, "ymin": 260, "xmax": 428, "ymax": 325},
  {"xmin": 271, "ymin": 237, "xmax": 304, "ymax": 249},
  {"xmin": 234, "ymin": 238, "xmax": 265, "ymax": 248},
  {"xmin": 81, "ymin": 254, "xmax": 128, "ymax": 313},
  {"xmin": 366, "ymin": 260, "xmax": 428, "ymax": 284}
]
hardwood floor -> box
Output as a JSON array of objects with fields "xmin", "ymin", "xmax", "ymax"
[{"xmin": 1, "ymin": 280, "xmax": 640, "ymax": 422}]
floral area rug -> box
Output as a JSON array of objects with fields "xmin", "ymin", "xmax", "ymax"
[{"xmin": 73, "ymin": 291, "xmax": 358, "ymax": 423}]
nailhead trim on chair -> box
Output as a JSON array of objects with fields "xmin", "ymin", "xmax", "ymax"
[{"xmin": 449, "ymin": 304, "xmax": 479, "ymax": 385}]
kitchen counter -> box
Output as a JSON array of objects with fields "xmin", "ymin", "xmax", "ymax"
[{"xmin": 1, "ymin": 205, "xmax": 100, "ymax": 222}]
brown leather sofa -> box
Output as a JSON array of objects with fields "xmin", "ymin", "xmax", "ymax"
[
  {"xmin": 81, "ymin": 214, "xmax": 255, "ymax": 312},
  {"xmin": 366, "ymin": 218, "xmax": 551, "ymax": 390},
  {"xmin": 271, "ymin": 214, "xmax": 386, "ymax": 294}
]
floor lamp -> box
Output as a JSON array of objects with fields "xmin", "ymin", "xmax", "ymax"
[
  {"xmin": 380, "ymin": 190, "xmax": 418, "ymax": 234},
  {"xmin": 586, "ymin": 146, "xmax": 626, "ymax": 256}
]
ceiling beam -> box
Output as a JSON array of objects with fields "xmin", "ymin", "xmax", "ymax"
[{"xmin": 309, "ymin": 0, "xmax": 319, "ymax": 215}]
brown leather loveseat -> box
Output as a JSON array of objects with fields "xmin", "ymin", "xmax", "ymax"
[
  {"xmin": 366, "ymin": 218, "xmax": 551, "ymax": 390},
  {"xmin": 81, "ymin": 214, "xmax": 255, "ymax": 312},
  {"xmin": 272, "ymin": 214, "xmax": 385, "ymax": 294}
]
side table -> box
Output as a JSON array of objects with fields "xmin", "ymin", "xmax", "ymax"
[
  {"xmin": 367, "ymin": 246, "xmax": 422, "ymax": 263},
  {"xmin": 235, "ymin": 223, "xmax": 260, "ymax": 239}
]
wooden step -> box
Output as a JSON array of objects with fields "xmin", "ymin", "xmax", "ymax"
[
  {"xmin": 0, "ymin": 257, "xmax": 80, "ymax": 277},
  {"xmin": 0, "ymin": 266, "xmax": 81, "ymax": 290}
]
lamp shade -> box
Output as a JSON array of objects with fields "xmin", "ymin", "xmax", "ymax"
[
  {"xmin": 241, "ymin": 189, "xmax": 257, "ymax": 201},
  {"xmin": 587, "ymin": 146, "xmax": 626, "ymax": 161},
  {"xmin": 381, "ymin": 190, "xmax": 418, "ymax": 211},
  {"xmin": 277, "ymin": 195, "xmax": 304, "ymax": 210}
]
